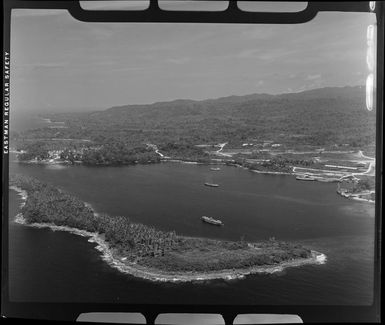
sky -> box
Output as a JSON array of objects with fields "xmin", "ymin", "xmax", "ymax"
[{"xmin": 10, "ymin": 2, "xmax": 376, "ymax": 114}]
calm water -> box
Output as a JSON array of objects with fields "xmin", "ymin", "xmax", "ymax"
[{"xmin": 8, "ymin": 156, "xmax": 375, "ymax": 305}]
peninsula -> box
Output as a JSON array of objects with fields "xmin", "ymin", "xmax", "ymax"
[{"xmin": 10, "ymin": 174, "xmax": 325, "ymax": 282}]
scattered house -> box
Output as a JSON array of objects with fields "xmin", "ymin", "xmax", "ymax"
[
  {"xmin": 49, "ymin": 125, "xmax": 68, "ymax": 129},
  {"xmin": 48, "ymin": 150, "xmax": 62, "ymax": 160},
  {"xmin": 262, "ymin": 140, "xmax": 274, "ymax": 147}
]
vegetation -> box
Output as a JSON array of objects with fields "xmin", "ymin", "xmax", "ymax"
[
  {"xmin": 11, "ymin": 174, "xmax": 178, "ymax": 259},
  {"xmin": 11, "ymin": 174, "xmax": 313, "ymax": 273},
  {"xmin": 354, "ymin": 177, "xmax": 375, "ymax": 193},
  {"xmin": 18, "ymin": 142, "xmax": 50, "ymax": 161},
  {"xmin": 17, "ymin": 140, "xmax": 161, "ymax": 166},
  {"xmin": 339, "ymin": 175, "xmax": 375, "ymax": 194},
  {"xmin": 140, "ymin": 238, "xmax": 310, "ymax": 272},
  {"xmin": 231, "ymin": 155, "xmax": 315, "ymax": 173},
  {"xmin": 81, "ymin": 143, "xmax": 160, "ymax": 166},
  {"xmin": 12, "ymin": 86, "xmax": 375, "ymax": 166},
  {"xmin": 158, "ymin": 143, "xmax": 210, "ymax": 162}
]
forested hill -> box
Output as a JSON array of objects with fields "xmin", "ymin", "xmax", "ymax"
[
  {"xmin": 22, "ymin": 85, "xmax": 375, "ymax": 148},
  {"xmin": 103, "ymin": 86, "xmax": 365, "ymax": 116}
]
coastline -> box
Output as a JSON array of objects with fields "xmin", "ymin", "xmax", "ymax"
[
  {"xmin": 224, "ymin": 162, "xmax": 292, "ymax": 175},
  {"xmin": 9, "ymin": 185, "xmax": 326, "ymax": 283},
  {"xmin": 12, "ymin": 150, "xmax": 375, "ymax": 204},
  {"xmin": 336, "ymin": 188, "xmax": 375, "ymax": 204},
  {"xmin": 13, "ymin": 155, "xmax": 375, "ymax": 204},
  {"xmin": 10, "ymin": 185, "xmax": 28, "ymax": 224}
]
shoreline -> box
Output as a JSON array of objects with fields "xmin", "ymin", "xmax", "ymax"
[
  {"xmin": 12, "ymin": 156, "xmax": 375, "ymax": 203},
  {"xmin": 9, "ymin": 185, "xmax": 326, "ymax": 283},
  {"xmin": 336, "ymin": 188, "xmax": 375, "ymax": 204},
  {"xmin": 11, "ymin": 153, "xmax": 375, "ymax": 203}
]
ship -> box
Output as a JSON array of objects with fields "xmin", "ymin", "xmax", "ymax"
[
  {"xmin": 210, "ymin": 167, "xmax": 221, "ymax": 171},
  {"xmin": 204, "ymin": 182, "xmax": 219, "ymax": 187},
  {"xmin": 296, "ymin": 175, "xmax": 316, "ymax": 181},
  {"xmin": 201, "ymin": 216, "xmax": 224, "ymax": 226}
]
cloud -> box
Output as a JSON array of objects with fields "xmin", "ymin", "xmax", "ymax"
[
  {"xmin": 166, "ymin": 57, "xmax": 191, "ymax": 64},
  {"xmin": 239, "ymin": 27, "xmax": 274, "ymax": 40},
  {"xmin": 236, "ymin": 48, "xmax": 298, "ymax": 61},
  {"xmin": 236, "ymin": 48, "xmax": 261, "ymax": 59},
  {"xmin": 306, "ymin": 74, "xmax": 322, "ymax": 80},
  {"xmin": 10, "ymin": 8, "xmax": 370, "ymax": 110},
  {"xmin": 14, "ymin": 62, "xmax": 68, "ymax": 70}
]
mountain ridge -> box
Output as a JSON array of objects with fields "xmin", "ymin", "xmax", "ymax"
[
  {"xmin": 22, "ymin": 84, "xmax": 374, "ymax": 150},
  {"xmin": 105, "ymin": 85, "xmax": 365, "ymax": 113}
]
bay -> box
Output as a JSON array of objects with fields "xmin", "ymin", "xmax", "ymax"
[{"xmin": 8, "ymin": 159, "xmax": 375, "ymax": 305}]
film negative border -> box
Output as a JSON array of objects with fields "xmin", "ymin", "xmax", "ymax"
[{"xmin": 2, "ymin": 1, "xmax": 383, "ymax": 324}]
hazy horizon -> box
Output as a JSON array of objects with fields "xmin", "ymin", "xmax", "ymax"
[
  {"xmin": 10, "ymin": 6, "xmax": 375, "ymax": 114},
  {"xmin": 12, "ymin": 84, "xmax": 366, "ymax": 117}
]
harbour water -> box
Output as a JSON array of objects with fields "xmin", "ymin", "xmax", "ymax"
[{"xmin": 8, "ymin": 157, "xmax": 375, "ymax": 305}]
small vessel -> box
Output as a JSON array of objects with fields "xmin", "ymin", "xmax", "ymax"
[
  {"xmin": 317, "ymin": 178, "xmax": 338, "ymax": 183},
  {"xmin": 204, "ymin": 182, "xmax": 219, "ymax": 187},
  {"xmin": 296, "ymin": 175, "xmax": 316, "ymax": 181},
  {"xmin": 210, "ymin": 167, "xmax": 221, "ymax": 171},
  {"xmin": 201, "ymin": 216, "xmax": 224, "ymax": 226}
]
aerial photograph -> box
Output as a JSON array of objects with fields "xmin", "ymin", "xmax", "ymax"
[{"xmin": 8, "ymin": 4, "xmax": 376, "ymax": 306}]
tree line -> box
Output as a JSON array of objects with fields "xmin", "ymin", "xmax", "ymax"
[{"xmin": 10, "ymin": 174, "xmax": 178, "ymax": 259}]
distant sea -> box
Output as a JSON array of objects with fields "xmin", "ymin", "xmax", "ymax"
[{"xmin": 10, "ymin": 112, "xmax": 50, "ymax": 134}]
